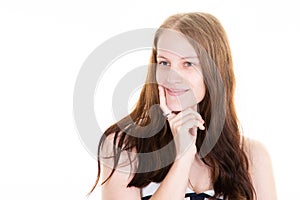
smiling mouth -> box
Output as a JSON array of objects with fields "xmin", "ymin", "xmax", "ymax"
[{"xmin": 166, "ymin": 88, "xmax": 189, "ymax": 96}]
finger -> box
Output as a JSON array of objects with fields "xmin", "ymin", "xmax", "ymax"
[
  {"xmin": 172, "ymin": 114, "xmax": 204, "ymax": 130},
  {"xmin": 180, "ymin": 120, "xmax": 202, "ymax": 136},
  {"xmin": 158, "ymin": 85, "xmax": 171, "ymax": 114},
  {"xmin": 170, "ymin": 108, "xmax": 205, "ymax": 124},
  {"xmin": 181, "ymin": 117, "xmax": 205, "ymax": 131},
  {"xmin": 176, "ymin": 108, "xmax": 203, "ymax": 120},
  {"xmin": 182, "ymin": 119, "xmax": 205, "ymax": 132},
  {"xmin": 189, "ymin": 127, "xmax": 198, "ymax": 136},
  {"xmin": 173, "ymin": 118, "xmax": 204, "ymax": 137}
]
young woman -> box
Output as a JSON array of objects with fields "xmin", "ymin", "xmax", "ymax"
[{"xmin": 90, "ymin": 12, "xmax": 277, "ymax": 200}]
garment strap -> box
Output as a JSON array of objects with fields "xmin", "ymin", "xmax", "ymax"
[
  {"xmin": 185, "ymin": 192, "xmax": 213, "ymax": 200},
  {"xmin": 141, "ymin": 192, "xmax": 215, "ymax": 200}
]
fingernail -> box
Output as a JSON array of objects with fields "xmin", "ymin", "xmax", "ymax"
[{"xmin": 199, "ymin": 123, "xmax": 205, "ymax": 130}]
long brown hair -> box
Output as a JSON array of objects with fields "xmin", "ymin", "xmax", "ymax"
[{"xmin": 90, "ymin": 12, "xmax": 256, "ymax": 199}]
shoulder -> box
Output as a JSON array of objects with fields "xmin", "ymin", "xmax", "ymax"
[
  {"xmin": 243, "ymin": 137, "xmax": 271, "ymax": 165},
  {"xmin": 100, "ymin": 132, "xmax": 141, "ymax": 199},
  {"xmin": 242, "ymin": 137, "xmax": 277, "ymax": 199},
  {"xmin": 242, "ymin": 137, "xmax": 273, "ymax": 177},
  {"xmin": 101, "ymin": 132, "xmax": 138, "ymax": 173}
]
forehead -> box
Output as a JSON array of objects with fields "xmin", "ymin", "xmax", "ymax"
[{"xmin": 156, "ymin": 29, "xmax": 197, "ymax": 58}]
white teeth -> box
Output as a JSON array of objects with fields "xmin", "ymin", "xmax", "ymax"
[
  {"xmin": 166, "ymin": 88, "xmax": 188, "ymax": 96},
  {"xmin": 169, "ymin": 89, "xmax": 187, "ymax": 92}
]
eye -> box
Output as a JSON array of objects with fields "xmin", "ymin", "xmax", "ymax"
[
  {"xmin": 184, "ymin": 61, "xmax": 194, "ymax": 67},
  {"xmin": 158, "ymin": 61, "xmax": 170, "ymax": 66}
]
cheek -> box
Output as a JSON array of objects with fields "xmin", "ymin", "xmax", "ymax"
[
  {"xmin": 156, "ymin": 67, "xmax": 167, "ymax": 85},
  {"xmin": 190, "ymin": 78, "xmax": 206, "ymax": 103}
]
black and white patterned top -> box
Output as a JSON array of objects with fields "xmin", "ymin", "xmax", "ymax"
[{"xmin": 141, "ymin": 182, "xmax": 223, "ymax": 200}]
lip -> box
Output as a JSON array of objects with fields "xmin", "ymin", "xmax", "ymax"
[{"xmin": 166, "ymin": 88, "xmax": 189, "ymax": 96}]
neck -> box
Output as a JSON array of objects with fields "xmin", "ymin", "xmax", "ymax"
[{"xmin": 191, "ymin": 104, "xmax": 198, "ymax": 112}]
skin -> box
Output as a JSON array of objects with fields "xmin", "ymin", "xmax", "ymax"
[
  {"xmin": 101, "ymin": 30, "xmax": 277, "ymax": 199},
  {"xmin": 101, "ymin": 92, "xmax": 277, "ymax": 199},
  {"xmin": 156, "ymin": 29, "xmax": 205, "ymax": 112}
]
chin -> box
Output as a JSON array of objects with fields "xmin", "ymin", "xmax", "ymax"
[
  {"xmin": 166, "ymin": 93, "xmax": 200, "ymax": 112},
  {"xmin": 167, "ymin": 102, "xmax": 199, "ymax": 112},
  {"xmin": 167, "ymin": 104, "xmax": 185, "ymax": 112}
]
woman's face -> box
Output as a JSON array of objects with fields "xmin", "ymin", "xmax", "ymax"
[{"xmin": 156, "ymin": 29, "xmax": 206, "ymax": 112}]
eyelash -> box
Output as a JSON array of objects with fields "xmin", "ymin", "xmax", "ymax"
[
  {"xmin": 184, "ymin": 62, "xmax": 194, "ymax": 67},
  {"xmin": 158, "ymin": 61, "xmax": 169, "ymax": 66},
  {"xmin": 158, "ymin": 61, "xmax": 194, "ymax": 67}
]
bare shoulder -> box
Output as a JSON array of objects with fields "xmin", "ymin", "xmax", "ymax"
[
  {"xmin": 101, "ymin": 132, "xmax": 138, "ymax": 175},
  {"xmin": 100, "ymin": 132, "xmax": 141, "ymax": 200},
  {"xmin": 243, "ymin": 137, "xmax": 271, "ymax": 165},
  {"xmin": 242, "ymin": 137, "xmax": 277, "ymax": 199}
]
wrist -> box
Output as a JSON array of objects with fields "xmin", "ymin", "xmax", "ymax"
[{"xmin": 175, "ymin": 145, "xmax": 196, "ymax": 165}]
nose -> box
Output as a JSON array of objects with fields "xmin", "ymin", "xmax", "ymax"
[{"xmin": 166, "ymin": 67, "xmax": 183, "ymax": 84}]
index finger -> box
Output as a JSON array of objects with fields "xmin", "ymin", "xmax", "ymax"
[{"xmin": 158, "ymin": 85, "xmax": 171, "ymax": 115}]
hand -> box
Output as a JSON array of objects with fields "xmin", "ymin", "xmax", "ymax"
[{"xmin": 158, "ymin": 85, "xmax": 205, "ymax": 159}]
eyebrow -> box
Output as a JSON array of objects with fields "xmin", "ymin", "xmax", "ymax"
[{"xmin": 157, "ymin": 55, "xmax": 198, "ymax": 60}]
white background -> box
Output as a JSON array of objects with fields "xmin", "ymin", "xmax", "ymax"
[{"xmin": 1, "ymin": 0, "xmax": 299, "ymax": 199}]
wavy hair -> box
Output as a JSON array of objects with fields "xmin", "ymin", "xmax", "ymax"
[{"xmin": 90, "ymin": 12, "xmax": 256, "ymax": 200}]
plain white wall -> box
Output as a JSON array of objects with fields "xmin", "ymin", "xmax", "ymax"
[{"xmin": 0, "ymin": 0, "xmax": 299, "ymax": 199}]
